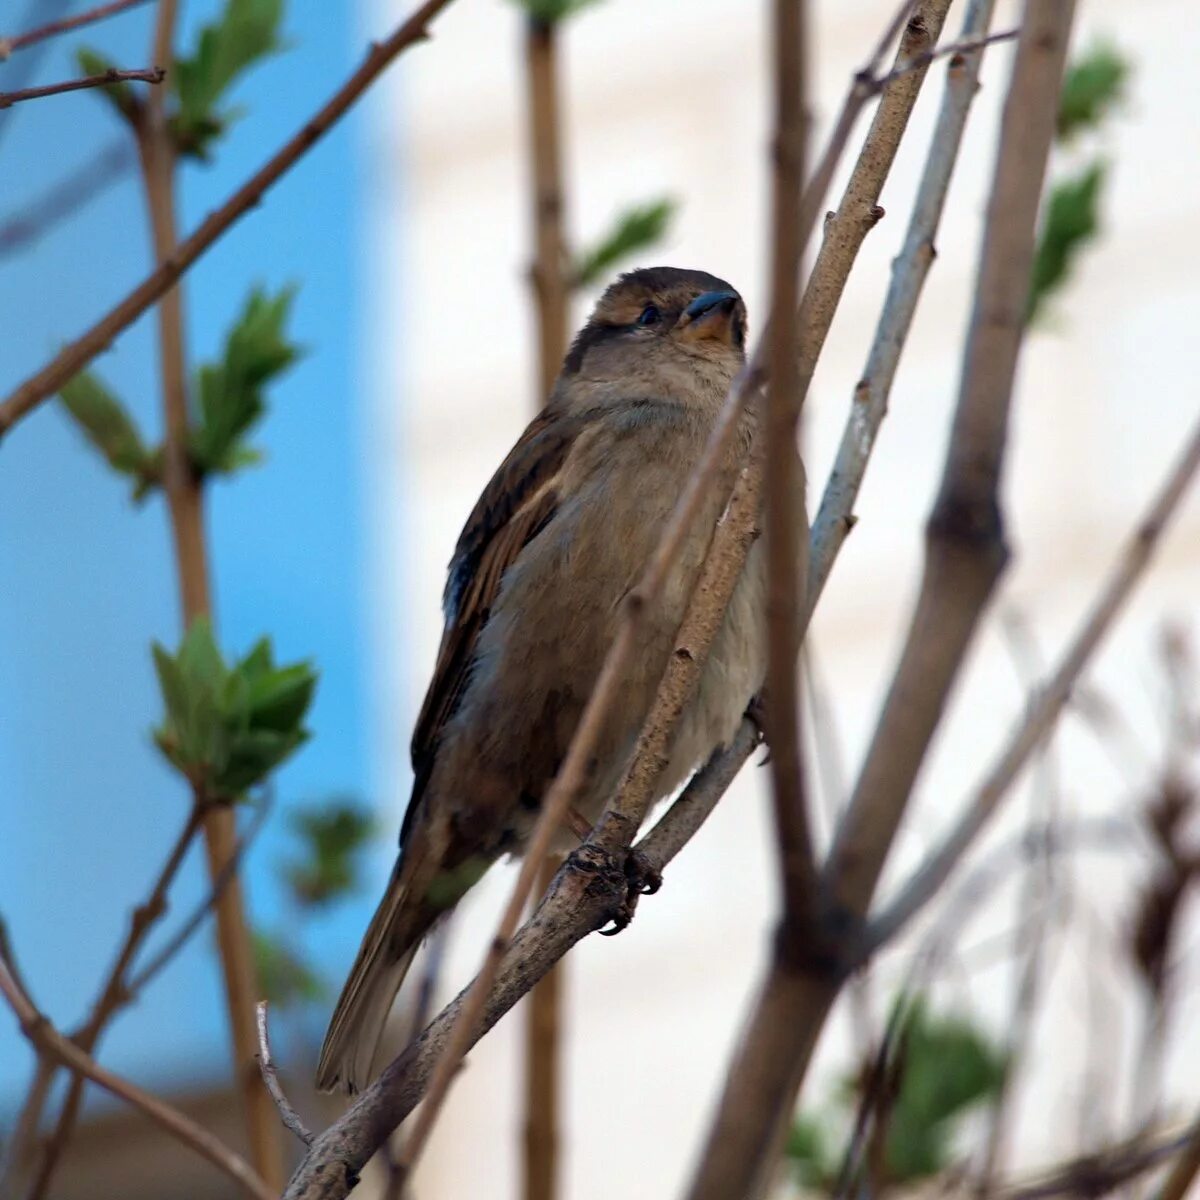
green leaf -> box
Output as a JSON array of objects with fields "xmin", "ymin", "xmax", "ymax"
[
  {"xmin": 75, "ymin": 47, "xmax": 140, "ymax": 123},
  {"xmin": 1057, "ymin": 44, "xmax": 1129, "ymax": 142},
  {"xmin": 283, "ymin": 799, "xmax": 376, "ymax": 907},
  {"xmin": 189, "ymin": 285, "xmax": 301, "ymax": 478},
  {"xmin": 883, "ymin": 998, "xmax": 1006, "ymax": 1183},
  {"xmin": 509, "ymin": 0, "xmax": 601, "ymax": 23},
  {"xmin": 171, "ymin": 0, "xmax": 286, "ymax": 158},
  {"xmin": 784, "ymin": 1114, "xmax": 835, "ymax": 1190},
  {"xmin": 59, "ymin": 371, "xmax": 160, "ymax": 500},
  {"xmin": 253, "ymin": 930, "xmax": 326, "ymax": 1008},
  {"xmin": 150, "ymin": 619, "xmax": 317, "ymax": 801},
  {"xmin": 1028, "ymin": 161, "xmax": 1106, "ymax": 323},
  {"xmin": 573, "ymin": 197, "xmax": 677, "ymax": 289}
]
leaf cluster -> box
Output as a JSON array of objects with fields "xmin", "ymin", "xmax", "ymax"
[
  {"xmin": 152, "ymin": 617, "xmax": 317, "ymax": 802},
  {"xmin": 573, "ymin": 198, "xmax": 677, "ymax": 289},
  {"xmin": 282, "ymin": 799, "xmax": 376, "ymax": 908}
]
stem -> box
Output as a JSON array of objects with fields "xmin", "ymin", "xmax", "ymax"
[
  {"xmin": 0, "ymin": 67, "xmax": 164, "ymax": 108},
  {"xmin": 2, "ymin": 0, "xmax": 154, "ymax": 55}
]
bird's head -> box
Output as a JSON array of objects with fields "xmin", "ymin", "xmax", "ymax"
[{"xmin": 558, "ymin": 266, "xmax": 747, "ymax": 400}]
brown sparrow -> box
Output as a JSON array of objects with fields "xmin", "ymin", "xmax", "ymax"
[{"xmin": 317, "ymin": 266, "xmax": 780, "ymax": 1092}]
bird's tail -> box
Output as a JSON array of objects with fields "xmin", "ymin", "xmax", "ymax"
[{"xmin": 315, "ymin": 864, "xmax": 438, "ymax": 1093}]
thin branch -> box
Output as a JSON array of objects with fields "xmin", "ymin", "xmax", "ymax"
[
  {"xmin": 0, "ymin": 953, "xmax": 272, "ymax": 1200},
  {"xmin": 762, "ymin": 0, "xmax": 818, "ymax": 932},
  {"xmin": 1, "ymin": 0, "xmax": 153, "ymax": 56},
  {"xmin": 23, "ymin": 799, "xmax": 206, "ymax": 1199},
  {"xmin": 0, "ymin": 67, "xmax": 163, "ymax": 109},
  {"xmin": 0, "ymin": 0, "xmax": 456, "ymax": 440},
  {"xmin": 808, "ymin": 0, "xmax": 1000, "ymax": 619},
  {"xmin": 281, "ymin": 734, "xmax": 751, "ymax": 1200},
  {"xmin": 868, "ymin": 26, "xmax": 1019, "ymax": 94},
  {"xmin": 256, "ymin": 1002, "xmax": 314, "ymax": 1147},
  {"xmin": 864, "ymin": 408, "xmax": 1200, "ymax": 952},
  {"xmin": 1158, "ymin": 1117, "xmax": 1200, "ymax": 1200},
  {"xmin": 0, "ymin": 139, "xmax": 132, "ymax": 261}
]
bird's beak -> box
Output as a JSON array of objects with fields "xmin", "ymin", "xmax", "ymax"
[{"xmin": 676, "ymin": 290, "xmax": 742, "ymax": 345}]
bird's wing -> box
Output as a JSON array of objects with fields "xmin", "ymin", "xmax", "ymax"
[{"xmin": 403, "ymin": 405, "xmax": 582, "ymax": 845}]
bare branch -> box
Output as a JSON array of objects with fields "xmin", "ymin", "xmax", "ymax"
[
  {"xmin": 808, "ymin": 0, "xmax": 1000, "ymax": 617},
  {"xmin": 825, "ymin": 0, "xmax": 1079, "ymax": 926},
  {"xmin": 0, "ymin": 951, "xmax": 272, "ymax": 1200},
  {"xmin": 0, "ymin": 66, "xmax": 163, "ymax": 109},
  {"xmin": 865, "ymin": 409, "xmax": 1200, "ymax": 951},
  {"xmin": 1158, "ymin": 1117, "xmax": 1200, "ymax": 1200},
  {"xmin": 0, "ymin": 0, "xmax": 456, "ymax": 441},
  {"xmin": 762, "ymin": 0, "xmax": 818, "ymax": 931},
  {"xmin": 256, "ymin": 1002, "xmax": 314, "ymax": 1147},
  {"xmin": 1, "ymin": 0, "xmax": 153, "ymax": 56}
]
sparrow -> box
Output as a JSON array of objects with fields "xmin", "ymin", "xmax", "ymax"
[{"xmin": 317, "ymin": 266, "xmax": 784, "ymax": 1093}]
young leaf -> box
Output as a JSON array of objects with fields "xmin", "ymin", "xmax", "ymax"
[
  {"xmin": 189, "ymin": 285, "xmax": 301, "ymax": 478},
  {"xmin": 784, "ymin": 1114, "xmax": 835, "ymax": 1191},
  {"xmin": 1028, "ymin": 162, "xmax": 1106, "ymax": 323},
  {"xmin": 283, "ymin": 799, "xmax": 376, "ymax": 907},
  {"xmin": 171, "ymin": 0, "xmax": 286, "ymax": 158},
  {"xmin": 59, "ymin": 371, "xmax": 161, "ymax": 500},
  {"xmin": 573, "ymin": 197, "xmax": 677, "ymax": 289},
  {"xmin": 1057, "ymin": 44, "xmax": 1129, "ymax": 142},
  {"xmin": 74, "ymin": 47, "xmax": 141, "ymax": 124}
]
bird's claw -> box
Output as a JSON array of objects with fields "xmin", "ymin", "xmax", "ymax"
[
  {"xmin": 598, "ymin": 849, "xmax": 662, "ymax": 935},
  {"xmin": 745, "ymin": 693, "xmax": 771, "ymax": 764}
]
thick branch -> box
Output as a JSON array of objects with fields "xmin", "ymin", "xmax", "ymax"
[
  {"xmin": 0, "ymin": 955, "xmax": 272, "ymax": 1200},
  {"xmin": 0, "ymin": 67, "xmax": 163, "ymax": 108},
  {"xmin": 0, "ymin": 0, "xmax": 456, "ymax": 440},
  {"xmin": 825, "ymin": 0, "xmax": 1079, "ymax": 924},
  {"xmin": 864, "ymin": 408, "xmax": 1200, "ymax": 952}
]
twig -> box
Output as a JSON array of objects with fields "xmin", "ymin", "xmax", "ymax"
[
  {"xmin": 0, "ymin": 139, "xmax": 132, "ymax": 261},
  {"xmin": 1, "ymin": 0, "xmax": 153, "ymax": 56},
  {"xmin": 868, "ymin": 27, "xmax": 1019, "ymax": 94},
  {"xmin": 762, "ymin": 0, "xmax": 818, "ymax": 932},
  {"xmin": 996, "ymin": 1120, "xmax": 1197, "ymax": 1199},
  {"xmin": 1158, "ymin": 1117, "xmax": 1200, "ymax": 1200},
  {"xmin": 281, "ymin": 733, "xmax": 753, "ymax": 1200},
  {"xmin": 864, "ymin": 408, "xmax": 1200, "ymax": 952},
  {"xmin": 808, "ymin": 0, "xmax": 1000, "ymax": 619},
  {"xmin": 0, "ymin": 67, "xmax": 163, "ymax": 109},
  {"xmin": 0, "ymin": 951, "xmax": 272, "ymax": 1200},
  {"xmin": 23, "ymin": 799, "xmax": 207, "ymax": 1198},
  {"xmin": 523, "ymin": 15, "xmax": 570, "ymax": 1196},
  {"xmin": 256, "ymin": 1002, "xmax": 314, "ymax": 1147},
  {"xmin": 0, "ymin": 0, "xmax": 456, "ymax": 440},
  {"xmin": 125, "ymin": 796, "xmax": 271, "ymax": 995}
]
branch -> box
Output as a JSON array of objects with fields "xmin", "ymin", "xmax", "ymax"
[
  {"xmin": 0, "ymin": 0, "xmax": 153, "ymax": 56},
  {"xmin": 22, "ymin": 799, "xmax": 206, "ymax": 1199},
  {"xmin": 762, "ymin": 0, "xmax": 817, "ymax": 931},
  {"xmin": 864, "ymin": 411, "xmax": 1200, "ymax": 951},
  {"xmin": 256, "ymin": 1002, "xmax": 314, "ymax": 1148},
  {"xmin": 0, "ymin": 66, "xmax": 163, "ymax": 109},
  {"xmin": 825, "ymin": 0, "xmax": 1078, "ymax": 926},
  {"xmin": 282, "ymin": 733, "xmax": 752, "ymax": 1199},
  {"xmin": 0, "ymin": 0, "xmax": 456, "ymax": 441},
  {"xmin": 807, "ymin": 0, "xmax": 1000, "ymax": 618},
  {"xmin": 0, "ymin": 951, "xmax": 272, "ymax": 1200},
  {"xmin": 1158, "ymin": 1116, "xmax": 1200, "ymax": 1200}
]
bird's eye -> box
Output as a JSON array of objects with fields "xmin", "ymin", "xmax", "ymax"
[{"xmin": 637, "ymin": 304, "xmax": 661, "ymax": 327}]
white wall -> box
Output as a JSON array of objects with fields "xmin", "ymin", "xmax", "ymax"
[{"xmin": 364, "ymin": 1, "xmax": 1200, "ymax": 1195}]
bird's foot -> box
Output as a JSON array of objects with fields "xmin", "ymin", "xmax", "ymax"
[
  {"xmin": 745, "ymin": 692, "xmax": 771, "ymax": 764},
  {"xmin": 599, "ymin": 848, "xmax": 662, "ymax": 936}
]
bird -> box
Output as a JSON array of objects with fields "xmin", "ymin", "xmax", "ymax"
[{"xmin": 317, "ymin": 265, "xmax": 792, "ymax": 1093}]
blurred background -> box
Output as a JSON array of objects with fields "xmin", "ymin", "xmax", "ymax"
[{"xmin": 2, "ymin": 0, "xmax": 1198, "ymax": 1197}]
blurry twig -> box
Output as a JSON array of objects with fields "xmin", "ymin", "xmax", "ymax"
[
  {"xmin": 0, "ymin": 0, "xmax": 458, "ymax": 440},
  {"xmin": 256, "ymin": 1002, "xmax": 314, "ymax": 1147},
  {"xmin": 0, "ymin": 140, "xmax": 133, "ymax": 262},
  {"xmin": 0, "ymin": 946, "xmax": 272, "ymax": 1200},
  {"xmin": 0, "ymin": 66, "xmax": 163, "ymax": 109},
  {"xmin": 0, "ymin": 0, "xmax": 153, "ymax": 56}
]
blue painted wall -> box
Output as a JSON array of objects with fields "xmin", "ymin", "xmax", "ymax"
[{"xmin": 0, "ymin": 0, "xmax": 387, "ymax": 1105}]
